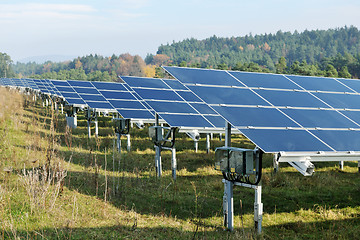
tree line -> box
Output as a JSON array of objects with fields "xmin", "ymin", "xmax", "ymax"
[
  {"xmin": 152, "ymin": 26, "xmax": 360, "ymax": 78},
  {"xmin": 1, "ymin": 26, "xmax": 360, "ymax": 80}
]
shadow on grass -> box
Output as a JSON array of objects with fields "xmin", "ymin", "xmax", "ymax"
[
  {"xmin": 8, "ymin": 224, "xmax": 242, "ymax": 240},
  {"xmin": 6, "ymin": 216, "xmax": 360, "ymax": 239},
  {"xmin": 265, "ymin": 217, "xmax": 360, "ymax": 239}
]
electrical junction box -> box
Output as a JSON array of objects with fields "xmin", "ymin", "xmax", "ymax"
[
  {"xmin": 149, "ymin": 126, "xmax": 163, "ymax": 143},
  {"xmin": 114, "ymin": 118, "xmax": 130, "ymax": 134},
  {"xmin": 215, "ymin": 147, "xmax": 255, "ymax": 175},
  {"xmin": 66, "ymin": 116, "xmax": 77, "ymax": 129}
]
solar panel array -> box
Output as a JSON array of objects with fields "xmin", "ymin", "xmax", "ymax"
[
  {"xmin": 164, "ymin": 66, "xmax": 360, "ymax": 153},
  {"xmin": 121, "ymin": 76, "xmax": 225, "ymax": 129},
  {"xmin": 3, "ymin": 70, "xmax": 360, "ymax": 153},
  {"xmin": 0, "ymin": 78, "xmax": 154, "ymax": 121}
]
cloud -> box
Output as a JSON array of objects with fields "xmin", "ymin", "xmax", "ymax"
[{"xmin": 0, "ymin": 3, "xmax": 96, "ymax": 21}]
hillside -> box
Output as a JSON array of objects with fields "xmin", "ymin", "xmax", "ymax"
[{"xmin": 153, "ymin": 26, "xmax": 360, "ymax": 73}]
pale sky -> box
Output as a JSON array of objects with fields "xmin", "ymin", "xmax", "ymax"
[{"xmin": 1, "ymin": 0, "xmax": 360, "ymax": 62}]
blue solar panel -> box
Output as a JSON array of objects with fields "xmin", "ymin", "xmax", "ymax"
[
  {"xmin": 86, "ymin": 101, "xmax": 114, "ymax": 109},
  {"xmin": 240, "ymin": 129, "xmax": 333, "ymax": 152},
  {"xmin": 286, "ymin": 75, "xmax": 353, "ymax": 93},
  {"xmin": 337, "ymin": 78, "xmax": 360, "ymax": 93},
  {"xmin": 90, "ymin": 81, "xmax": 155, "ymax": 120},
  {"xmin": 50, "ymin": 80, "xmax": 85, "ymax": 106},
  {"xmin": 100, "ymin": 91, "xmax": 135, "ymax": 99},
  {"xmin": 33, "ymin": 79, "xmax": 50, "ymax": 94},
  {"xmin": 72, "ymin": 87, "xmax": 99, "ymax": 95},
  {"xmin": 310, "ymin": 130, "xmax": 360, "ymax": 151},
  {"xmin": 65, "ymin": 80, "xmax": 114, "ymax": 110},
  {"xmin": 253, "ymin": 89, "xmax": 328, "ymax": 108},
  {"xmin": 67, "ymin": 80, "xmax": 93, "ymax": 88},
  {"xmin": 282, "ymin": 109, "xmax": 359, "ymax": 128},
  {"xmin": 108, "ymin": 100, "xmax": 145, "ymax": 109},
  {"xmin": 212, "ymin": 106, "xmax": 299, "ymax": 128},
  {"xmin": 121, "ymin": 76, "xmax": 224, "ymax": 128},
  {"xmin": 313, "ymin": 92, "xmax": 360, "ymax": 109},
  {"xmin": 164, "ymin": 66, "xmax": 360, "ymax": 152},
  {"xmin": 229, "ymin": 71, "xmax": 301, "ymax": 90},
  {"xmin": 159, "ymin": 114, "xmax": 214, "ymax": 128},
  {"xmin": 135, "ymin": 89, "xmax": 183, "ymax": 101},
  {"xmin": 165, "ymin": 67, "xmax": 244, "ymax": 86},
  {"xmin": 91, "ymin": 82, "xmax": 127, "ymax": 91},
  {"xmin": 188, "ymin": 86, "xmax": 269, "ymax": 106}
]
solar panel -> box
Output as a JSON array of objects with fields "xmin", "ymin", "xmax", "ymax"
[
  {"xmin": 66, "ymin": 80, "xmax": 114, "ymax": 110},
  {"xmin": 121, "ymin": 76, "xmax": 225, "ymax": 129},
  {"xmin": 33, "ymin": 79, "xmax": 50, "ymax": 94},
  {"xmin": 164, "ymin": 66, "xmax": 360, "ymax": 153},
  {"xmin": 50, "ymin": 80, "xmax": 86, "ymax": 106},
  {"xmin": 91, "ymin": 81, "xmax": 155, "ymax": 120}
]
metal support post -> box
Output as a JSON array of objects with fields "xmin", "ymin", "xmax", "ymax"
[
  {"xmin": 339, "ymin": 161, "xmax": 344, "ymax": 170},
  {"xmin": 225, "ymin": 122, "xmax": 231, "ymax": 148},
  {"xmin": 358, "ymin": 161, "xmax": 360, "ymax": 173},
  {"xmin": 171, "ymin": 147, "xmax": 177, "ymax": 180},
  {"xmin": 206, "ymin": 133, "xmax": 210, "ymax": 154},
  {"xmin": 87, "ymin": 120, "xmax": 91, "ymax": 139},
  {"xmin": 126, "ymin": 134, "xmax": 131, "ymax": 151},
  {"xmin": 254, "ymin": 185, "xmax": 263, "ymax": 234},
  {"xmin": 223, "ymin": 121, "xmax": 234, "ymax": 230},
  {"xmin": 154, "ymin": 114, "xmax": 162, "ymax": 178},
  {"xmin": 223, "ymin": 181, "xmax": 228, "ymax": 227},
  {"xmin": 210, "ymin": 133, "xmax": 213, "ymax": 140},
  {"xmin": 116, "ymin": 133, "xmax": 121, "ymax": 153},
  {"xmin": 224, "ymin": 180, "xmax": 234, "ymax": 231},
  {"xmin": 73, "ymin": 107, "xmax": 77, "ymax": 127},
  {"xmin": 45, "ymin": 98, "xmax": 49, "ymax": 107},
  {"xmin": 94, "ymin": 117, "xmax": 98, "ymax": 138},
  {"xmin": 273, "ymin": 153, "xmax": 279, "ymax": 173},
  {"xmin": 61, "ymin": 104, "xmax": 63, "ymax": 114},
  {"xmin": 194, "ymin": 140, "xmax": 198, "ymax": 153},
  {"xmin": 155, "ymin": 145, "xmax": 162, "ymax": 177}
]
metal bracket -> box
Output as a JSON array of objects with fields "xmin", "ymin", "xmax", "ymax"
[
  {"xmin": 149, "ymin": 126, "xmax": 177, "ymax": 148},
  {"xmin": 113, "ymin": 118, "xmax": 131, "ymax": 135}
]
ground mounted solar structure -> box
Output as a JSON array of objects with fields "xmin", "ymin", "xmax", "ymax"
[
  {"xmin": 164, "ymin": 66, "xmax": 360, "ymax": 232},
  {"xmin": 121, "ymin": 76, "xmax": 237, "ymax": 179},
  {"xmin": 164, "ymin": 66, "xmax": 360, "ymax": 156},
  {"xmin": 120, "ymin": 76, "xmax": 230, "ymax": 132}
]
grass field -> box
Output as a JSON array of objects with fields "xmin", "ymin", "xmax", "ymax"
[{"xmin": 0, "ymin": 88, "xmax": 360, "ymax": 239}]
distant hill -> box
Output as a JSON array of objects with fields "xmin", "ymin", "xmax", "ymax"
[
  {"xmin": 17, "ymin": 55, "xmax": 76, "ymax": 64},
  {"xmin": 153, "ymin": 26, "xmax": 360, "ymax": 71}
]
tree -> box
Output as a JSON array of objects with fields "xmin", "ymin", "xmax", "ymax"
[
  {"xmin": 0, "ymin": 52, "xmax": 15, "ymax": 77},
  {"xmin": 338, "ymin": 66, "xmax": 351, "ymax": 78},
  {"xmin": 325, "ymin": 64, "xmax": 338, "ymax": 77},
  {"xmin": 275, "ymin": 57, "xmax": 287, "ymax": 74}
]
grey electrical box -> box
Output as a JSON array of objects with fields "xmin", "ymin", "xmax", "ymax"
[
  {"xmin": 215, "ymin": 147, "xmax": 256, "ymax": 175},
  {"xmin": 149, "ymin": 126, "xmax": 163, "ymax": 142},
  {"xmin": 114, "ymin": 118, "xmax": 130, "ymax": 134},
  {"xmin": 115, "ymin": 118, "xmax": 128, "ymax": 130},
  {"xmin": 66, "ymin": 116, "xmax": 77, "ymax": 129}
]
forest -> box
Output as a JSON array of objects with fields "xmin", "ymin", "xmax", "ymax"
[{"xmin": 1, "ymin": 26, "xmax": 360, "ymax": 80}]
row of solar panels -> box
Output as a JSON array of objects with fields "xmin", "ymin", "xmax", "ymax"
[
  {"xmin": 2, "ymin": 66, "xmax": 360, "ymax": 153},
  {"xmin": 0, "ymin": 77, "xmax": 157, "ymax": 121}
]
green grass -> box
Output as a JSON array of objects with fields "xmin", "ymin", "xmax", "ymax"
[{"xmin": 0, "ymin": 88, "xmax": 360, "ymax": 239}]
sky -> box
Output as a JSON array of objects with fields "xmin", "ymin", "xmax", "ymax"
[{"xmin": 1, "ymin": 0, "xmax": 360, "ymax": 62}]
